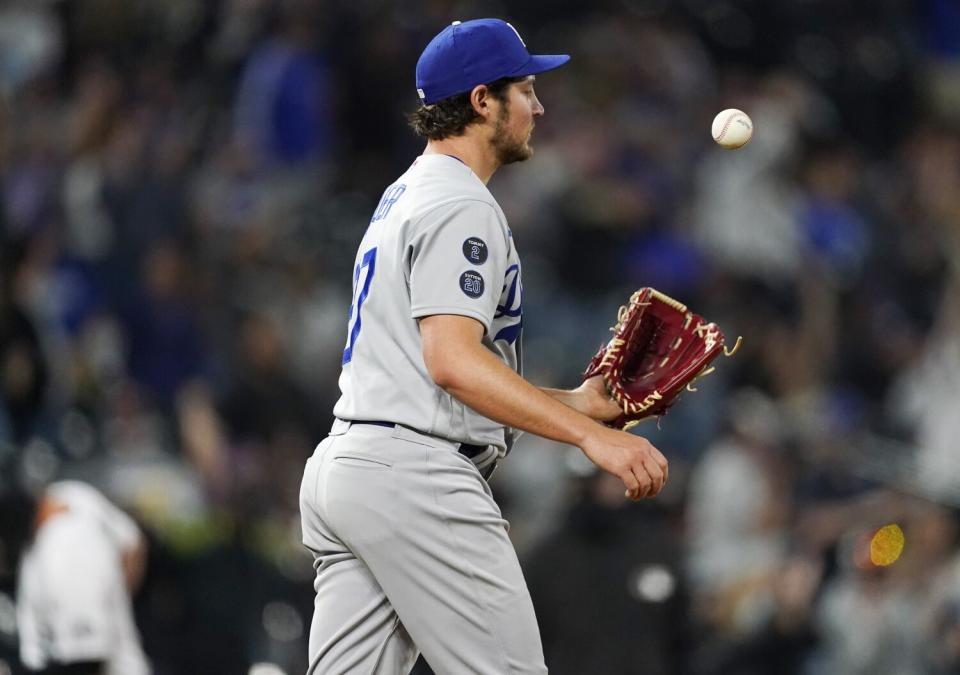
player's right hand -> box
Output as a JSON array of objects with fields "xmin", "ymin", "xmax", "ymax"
[{"xmin": 580, "ymin": 426, "xmax": 668, "ymax": 500}]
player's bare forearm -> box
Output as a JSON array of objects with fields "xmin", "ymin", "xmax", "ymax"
[
  {"xmin": 421, "ymin": 316, "xmax": 596, "ymax": 446},
  {"xmin": 419, "ymin": 314, "xmax": 669, "ymax": 499},
  {"xmin": 539, "ymin": 387, "xmax": 589, "ymax": 415},
  {"xmin": 540, "ymin": 378, "xmax": 622, "ymax": 422}
]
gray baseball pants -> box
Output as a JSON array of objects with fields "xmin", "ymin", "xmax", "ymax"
[{"xmin": 299, "ymin": 420, "xmax": 547, "ymax": 675}]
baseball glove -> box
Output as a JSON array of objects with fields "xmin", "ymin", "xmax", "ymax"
[{"xmin": 583, "ymin": 288, "xmax": 741, "ymax": 430}]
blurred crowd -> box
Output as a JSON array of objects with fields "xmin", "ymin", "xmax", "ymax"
[{"xmin": 1, "ymin": 0, "xmax": 960, "ymax": 673}]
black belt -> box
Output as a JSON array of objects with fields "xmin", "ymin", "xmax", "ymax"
[{"xmin": 345, "ymin": 420, "xmax": 488, "ymax": 459}]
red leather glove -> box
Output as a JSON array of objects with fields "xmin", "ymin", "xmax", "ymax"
[{"xmin": 583, "ymin": 288, "xmax": 741, "ymax": 430}]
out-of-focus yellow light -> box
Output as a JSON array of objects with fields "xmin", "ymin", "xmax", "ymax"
[{"xmin": 870, "ymin": 524, "xmax": 905, "ymax": 567}]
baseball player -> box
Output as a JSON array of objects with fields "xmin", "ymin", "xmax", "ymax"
[
  {"xmin": 299, "ymin": 18, "xmax": 669, "ymax": 674},
  {"xmin": 0, "ymin": 480, "xmax": 150, "ymax": 675}
]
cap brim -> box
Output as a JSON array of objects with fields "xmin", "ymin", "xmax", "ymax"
[{"xmin": 511, "ymin": 54, "xmax": 570, "ymax": 78}]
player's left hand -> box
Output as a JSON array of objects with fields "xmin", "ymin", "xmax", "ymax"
[{"xmin": 574, "ymin": 376, "xmax": 622, "ymax": 422}]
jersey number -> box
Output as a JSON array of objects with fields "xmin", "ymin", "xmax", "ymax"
[{"xmin": 342, "ymin": 247, "xmax": 377, "ymax": 365}]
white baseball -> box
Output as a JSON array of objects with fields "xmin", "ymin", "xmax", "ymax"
[{"xmin": 711, "ymin": 108, "xmax": 753, "ymax": 149}]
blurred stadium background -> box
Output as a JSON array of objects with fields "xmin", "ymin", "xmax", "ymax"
[{"xmin": 1, "ymin": 0, "xmax": 960, "ymax": 673}]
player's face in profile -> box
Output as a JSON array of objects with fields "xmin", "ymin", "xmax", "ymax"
[{"xmin": 491, "ymin": 77, "xmax": 543, "ymax": 165}]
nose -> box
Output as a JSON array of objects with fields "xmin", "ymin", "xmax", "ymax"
[{"xmin": 532, "ymin": 94, "xmax": 544, "ymax": 117}]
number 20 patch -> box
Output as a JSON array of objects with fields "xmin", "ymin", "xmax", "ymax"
[{"xmin": 459, "ymin": 271, "xmax": 485, "ymax": 298}]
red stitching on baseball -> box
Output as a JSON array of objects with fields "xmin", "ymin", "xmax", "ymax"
[{"xmin": 714, "ymin": 112, "xmax": 737, "ymax": 141}]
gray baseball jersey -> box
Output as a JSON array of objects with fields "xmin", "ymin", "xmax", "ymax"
[{"xmin": 333, "ymin": 153, "xmax": 523, "ymax": 454}]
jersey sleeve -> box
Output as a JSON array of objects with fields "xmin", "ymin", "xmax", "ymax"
[{"xmin": 409, "ymin": 200, "xmax": 509, "ymax": 333}]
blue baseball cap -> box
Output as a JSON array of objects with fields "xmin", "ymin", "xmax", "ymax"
[{"xmin": 416, "ymin": 19, "xmax": 570, "ymax": 105}]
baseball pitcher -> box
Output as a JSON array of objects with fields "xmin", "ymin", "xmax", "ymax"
[{"xmin": 299, "ymin": 18, "xmax": 668, "ymax": 675}]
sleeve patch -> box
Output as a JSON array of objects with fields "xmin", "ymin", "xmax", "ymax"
[
  {"xmin": 462, "ymin": 237, "xmax": 488, "ymax": 265},
  {"xmin": 459, "ymin": 271, "xmax": 485, "ymax": 298}
]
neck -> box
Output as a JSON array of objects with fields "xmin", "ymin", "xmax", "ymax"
[{"xmin": 423, "ymin": 134, "xmax": 499, "ymax": 184}]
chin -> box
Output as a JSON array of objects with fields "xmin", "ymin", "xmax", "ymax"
[
  {"xmin": 492, "ymin": 132, "xmax": 535, "ymax": 165},
  {"xmin": 500, "ymin": 148, "xmax": 533, "ymax": 165},
  {"xmin": 515, "ymin": 140, "xmax": 537, "ymax": 161}
]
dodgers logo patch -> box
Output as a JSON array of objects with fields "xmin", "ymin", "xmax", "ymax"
[
  {"xmin": 494, "ymin": 264, "xmax": 523, "ymax": 344},
  {"xmin": 459, "ymin": 271, "xmax": 484, "ymax": 298},
  {"xmin": 462, "ymin": 237, "xmax": 488, "ymax": 265}
]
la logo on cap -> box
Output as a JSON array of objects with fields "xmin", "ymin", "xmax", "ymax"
[
  {"xmin": 451, "ymin": 19, "xmax": 524, "ymax": 46},
  {"xmin": 505, "ymin": 22, "xmax": 525, "ymax": 47}
]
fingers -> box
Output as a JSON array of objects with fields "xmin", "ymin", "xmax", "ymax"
[
  {"xmin": 621, "ymin": 468, "xmax": 642, "ymax": 500},
  {"xmin": 622, "ymin": 444, "xmax": 668, "ymax": 501},
  {"xmin": 624, "ymin": 465, "xmax": 657, "ymax": 501},
  {"xmin": 642, "ymin": 455, "xmax": 666, "ymax": 496},
  {"xmin": 626, "ymin": 467, "xmax": 652, "ymax": 501},
  {"xmin": 586, "ymin": 429, "xmax": 668, "ymax": 501},
  {"xmin": 650, "ymin": 445, "xmax": 669, "ymax": 484}
]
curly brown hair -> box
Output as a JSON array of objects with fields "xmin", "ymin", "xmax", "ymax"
[{"xmin": 407, "ymin": 76, "xmax": 525, "ymax": 140}]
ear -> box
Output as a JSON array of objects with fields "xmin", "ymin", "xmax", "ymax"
[{"xmin": 469, "ymin": 84, "xmax": 493, "ymax": 118}]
